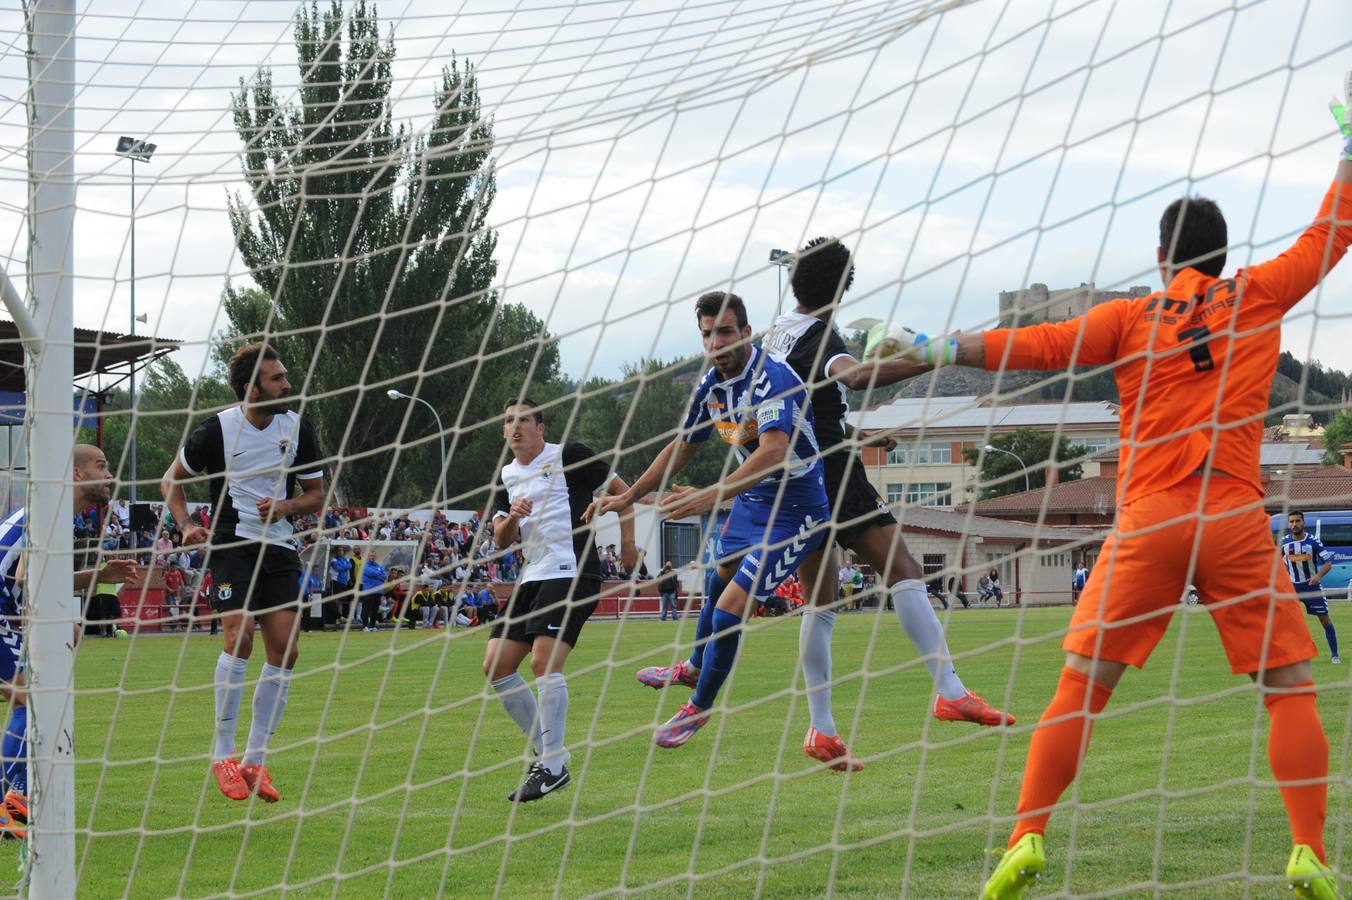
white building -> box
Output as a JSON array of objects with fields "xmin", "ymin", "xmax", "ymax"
[{"xmin": 845, "ymin": 396, "xmax": 1121, "ymax": 506}]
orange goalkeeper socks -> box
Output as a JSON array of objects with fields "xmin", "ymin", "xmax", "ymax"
[
  {"xmin": 1264, "ymin": 685, "xmax": 1328, "ymax": 862},
  {"xmin": 1009, "ymin": 666, "xmax": 1113, "ymax": 848}
]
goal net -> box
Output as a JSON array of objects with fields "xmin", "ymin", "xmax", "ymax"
[{"xmin": 5, "ymin": 0, "xmax": 1352, "ymax": 896}]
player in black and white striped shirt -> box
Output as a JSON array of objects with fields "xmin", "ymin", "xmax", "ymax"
[
  {"xmin": 162, "ymin": 343, "xmax": 325, "ymax": 805},
  {"xmin": 486, "ymin": 399, "xmax": 635, "ymax": 803}
]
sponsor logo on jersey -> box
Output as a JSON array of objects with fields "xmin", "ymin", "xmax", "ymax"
[{"xmin": 715, "ymin": 418, "xmax": 758, "ymax": 445}]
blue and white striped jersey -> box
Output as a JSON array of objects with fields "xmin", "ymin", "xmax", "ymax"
[
  {"xmin": 0, "ymin": 508, "xmax": 24, "ymax": 619},
  {"xmin": 1281, "ymin": 533, "xmax": 1328, "ymax": 585},
  {"xmin": 680, "ymin": 345, "xmax": 826, "ymax": 507}
]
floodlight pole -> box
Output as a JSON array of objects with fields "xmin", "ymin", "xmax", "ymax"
[
  {"xmin": 28, "ymin": 1, "xmax": 78, "ymax": 895},
  {"xmin": 114, "ymin": 136, "xmax": 153, "ymax": 502},
  {"xmin": 128, "ymin": 156, "xmax": 136, "ymax": 500},
  {"xmin": 769, "ymin": 249, "xmax": 793, "ymax": 315}
]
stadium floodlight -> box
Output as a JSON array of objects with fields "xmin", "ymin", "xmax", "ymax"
[
  {"xmin": 388, "ymin": 390, "xmax": 446, "ymax": 511},
  {"xmin": 983, "ymin": 444, "xmax": 1030, "ymax": 493},
  {"xmin": 769, "ymin": 248, "xmax": 794, "ymax": 312},
  {"xmin": 114, "ymin": 136, "xmax": 156, "ymax": 500}
]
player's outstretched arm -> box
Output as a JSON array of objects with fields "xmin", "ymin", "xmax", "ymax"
[
  {"xmin": 659, "ymin": 429, "xmax": 790, "ymax": 520},
  {"xmin": 826, "ymin": 353, "xmax": 933, "ymax": 392},
  {"xmin": 1244, "ymin": 72, "xmax": 1352, "ymax": 309},
  {"xmin": 594, "ymin": 437, "xmax": 700, "ymax": 517},
  {"xmin": 160, "ymin": 458, "xmax": 207, "ymax": 547},
  {"xmin": 604, "ymin": 475, "xmax": 640, "ymax": 571}
]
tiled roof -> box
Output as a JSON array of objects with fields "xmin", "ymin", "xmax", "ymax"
[
  {"xmin": 897, "ymin": 506, "xmax": 1105, "ymax": 543},
  {"xmin": 965, "ymin": 469, "xmax": 1352, "ymax": 516},
  {"xmin": 968, "ymin": 477, "xmax": 1118, "ymax": 516},
  {"xmin": 1265, "ymin": 470, "xmax": 1352, "ymax": 509}
]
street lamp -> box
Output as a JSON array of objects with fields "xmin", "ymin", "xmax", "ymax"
[
  {"xmin": 769, "ymin": 248, "xmax": 794, "ymax": 314},
  {"xmin": 983, "ymin": 444, "xmax": 1031, "ymax": 494},
  {"xmin": 114, "ymin": 136, "xmax": 156, "ymax": 501},
  {"xmin": 387, "ymin": 390, "xmax": 447, "ymax": 511}
]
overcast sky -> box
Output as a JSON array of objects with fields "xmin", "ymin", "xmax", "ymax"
[{"xmin": 1, "ymin": 0, "xmax": 1350, "ymax": 397}]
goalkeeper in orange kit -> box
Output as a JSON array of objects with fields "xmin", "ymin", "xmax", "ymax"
[{"xmin": 899, "ymin": 72, "xmax": 1352, "ymax": 899}]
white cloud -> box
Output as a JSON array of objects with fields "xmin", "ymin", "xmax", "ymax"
[{"xmin": 0, "ymin": 0, "xmax": 1346, "ymax": 395}]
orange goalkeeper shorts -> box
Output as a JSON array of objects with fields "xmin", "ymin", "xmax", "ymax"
[{"xmin": 1065, "ymin": 476, "xmax": 1315, "ymax": 674}]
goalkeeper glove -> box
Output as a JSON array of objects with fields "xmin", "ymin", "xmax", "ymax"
[{"xmin": 1331, "ymin": 67, "xmax": 1352, "ymax": 160}]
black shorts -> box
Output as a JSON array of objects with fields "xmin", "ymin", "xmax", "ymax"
[
  {"xmin": 823, "ymin": 454, "xmax": 898, "ymax": 550},
  {"xmin": 210, "ymin": 544, "xmax": 303, "ymax": 615},
  {"xmin": 491, "ymin": 576, "xmax": 602, "ymax": 648}
]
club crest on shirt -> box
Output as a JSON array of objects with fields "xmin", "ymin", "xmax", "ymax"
[
  {"xmin": 216, "ymin": 583, "xmax": 233, "ymax": 601},
  {"xmin": 277, "ymin": 438, "xmax": 291, "ymax": 457},
  {"xmin": 540, "ymin": 464, "xmax": 557, "ymax": 480}
]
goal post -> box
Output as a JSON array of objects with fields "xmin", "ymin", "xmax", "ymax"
[{"xmin": 26, "ymin": 0, "xmax": 77, "ymax": 896}]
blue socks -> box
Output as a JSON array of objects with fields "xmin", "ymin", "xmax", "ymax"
[
  {"xmin": 689, "ymin": 570, "xmax": 727, "ymax": 671},
  {"xmin": 1325, "ymin": 622, "xmax": 1340, "ymax": 658},
  {"xmin": 691, "ymin": 608, "xmax": 742, "ymax": 709},
  {"xmin": 2, "ymin": 705, "xmax": 26, "ymax": 796}
]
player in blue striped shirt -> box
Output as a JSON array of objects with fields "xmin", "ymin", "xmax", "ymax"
[
  {"xmin": 598, "ymin": 292, "xmax": 830, "ymax": 748},
  {"xmin": 1280, "ymin": 511, "xmax": 1340, "ymax": 663},
  {"xmin": 0, "ymin": 445, "xmax": 137, "ymax": 837}
]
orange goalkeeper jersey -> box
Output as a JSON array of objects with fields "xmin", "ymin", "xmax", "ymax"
[{"xmin": 983, "ymin": 180, "xmax": 1352, "ymax": 505}]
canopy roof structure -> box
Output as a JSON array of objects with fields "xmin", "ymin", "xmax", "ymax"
[{"xmin": 0, "ymin": 320, "xmax": 180, "ymax": 393}]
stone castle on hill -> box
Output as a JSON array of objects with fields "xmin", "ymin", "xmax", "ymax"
[{"xmin": 998, "ymin": 282, "xmax": 1152, "ymax": 327}]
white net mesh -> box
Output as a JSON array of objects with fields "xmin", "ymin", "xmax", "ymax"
[{"xmin": 2, "ymin": 0, "xmax": 1352, "ymax": 895}]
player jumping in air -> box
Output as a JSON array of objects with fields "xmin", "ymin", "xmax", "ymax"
[
  {"xmin": 902, "ymin": 74, "xmax": 1352, "ymax": 899},
  {"xmin": 0, "ymin": 445, "xmax": 137, "ymax": 839},
  {"xmin": 162, "ymin": 343, "xmax": 325, "ymax": 804},
  {"xmin": 762, "ymin": 236, "xmax": 1013, "ymax": 773},
  {"xmin": 487, "ymin": 400, "xmax": 635, "ymax": 802},
  {"xmin": 596, "ymin": 291, "xmax": 831, "ymax": 749},
  {"xmin": 1280, "ymin": 511, "xmax": 1340, "ymax": 664}
]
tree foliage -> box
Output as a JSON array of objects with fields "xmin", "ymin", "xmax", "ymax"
[
  {"xmin": 962, "ymin": 427, "xmax": 1085, "ymax": 500},
  {"xmin": 81, "ymin": 358, "xmax": 235, "ymax": 503},
  {"xmin": 1323, "ymin": 411, "xmax": 1352, "ymax": 466},
  {"xmin": 565, "ymin": 358, "xmax": 727, "ymax": 490},
  {"xmin": 224, "ymin": 0, "xmax": 560, "ymax": 507}
]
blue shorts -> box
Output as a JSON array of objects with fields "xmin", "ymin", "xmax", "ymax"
[
  {"xmin": 1293, "ymin": 582, "xmax": 1329, "ymax": 617},
  {"xmin": 715, "ymin": 499, "xmax": 828, "ymax": 600},
  {"xmin": 0, "ymin": 619, "xmax": 21, "ymax": 683}
]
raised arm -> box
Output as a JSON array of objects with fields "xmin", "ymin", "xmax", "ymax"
[
  {"xmin": 827, "ymin": 354, "xmax": 933, "ymax": 392},
  {"xmin": 596, "ymin": 437, "xmax": 701, "ymax": 517}
]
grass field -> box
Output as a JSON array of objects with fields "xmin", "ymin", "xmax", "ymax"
[{"xmin": 54, "ymin": 606, "xmax": 1352, "ymax": 897}]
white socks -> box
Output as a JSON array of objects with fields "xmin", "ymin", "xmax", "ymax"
[
  {"xmin": 213, "ymin": 652, "xmax": 248, "ymax": 761},
  {"xmin": 491, "ymin": 673, "xmax": 541, "ymax": 755},
  {"xmin": 242, "ymin": 663, "xmax": 293, "ymax": 767},
  {"xmin": 891, "ymin": 579, "xmax": 967, "ymax": 700},
  {"xmin": 799, "ymin": 608, "xmax": 838, "ymax": 736},
  {"xmin": 535, "ymin": 672, "xmax": 570, "ymax": 776}
]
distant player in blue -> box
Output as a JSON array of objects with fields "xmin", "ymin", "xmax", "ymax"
[
  {"xmin": 1281, "ymin": 511, "xmax": 1340, "ymax": 663},
  {"xmin": 597, "ymin": 291, "xmax": 830, "ymax": 748}
]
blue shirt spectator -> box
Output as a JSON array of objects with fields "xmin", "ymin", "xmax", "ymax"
[
  {"xmin": 361, "ymin": 560, "xmax": 388, "ymax": 594},
  {"xmin": 330, "ymin": 552, "xmax": 353, "ymax": 588}
]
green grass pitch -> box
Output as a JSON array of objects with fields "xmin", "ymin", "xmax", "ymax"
[{"xmin": 61, "ymin": 607, "xmax": 1350, "ymax": 897}]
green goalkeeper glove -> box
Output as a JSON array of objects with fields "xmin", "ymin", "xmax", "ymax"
[{"xmin": 1331, "ymin": 68, "xmax": 1352, "ymax": 160}]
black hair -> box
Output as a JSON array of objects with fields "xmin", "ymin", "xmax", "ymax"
[
  {"xmin": 790, "ymin": 236, "xmax": 855, "ymax": 310},
  {"xmin": 227, "ymin": 342, "xmax": 280, "ymax": 401},
  {"xmin": 694, "ymin": 291, "xmax": 748, "ymax": 331},
  {"xmin": 504, "ymin": 398, "xmax": 543, "ymax": 424},
  {"xmin": 1159, "ymin": 196, "xmax": 1227, "ymax": 278}
]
